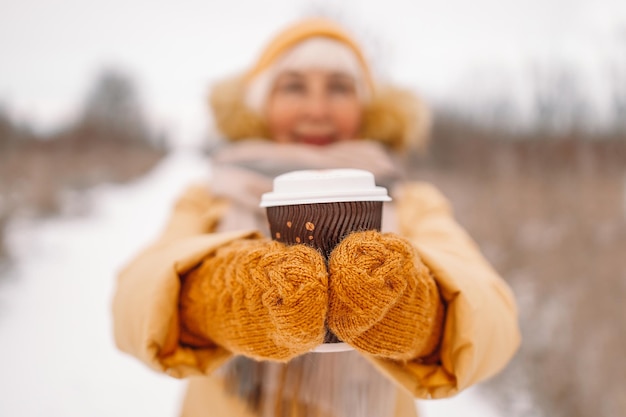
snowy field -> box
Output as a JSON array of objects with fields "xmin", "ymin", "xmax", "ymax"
[{"xmin": 0, "ymin": 150, "xmax": 501, "ymax": 417}]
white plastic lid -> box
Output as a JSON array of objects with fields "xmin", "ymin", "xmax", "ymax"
[{"xmin": 260, "ymin": 169, "xmax": 391, "ymax": 207}]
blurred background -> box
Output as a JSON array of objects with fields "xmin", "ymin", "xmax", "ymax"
[{"xmin": 1, "ymin": 0, "xmax": 625, "ymax": 416}]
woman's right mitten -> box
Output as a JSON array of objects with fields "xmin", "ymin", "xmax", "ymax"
[{"xmin": 179, "ymin": 239, "xmax": 328, "ymax": 362}]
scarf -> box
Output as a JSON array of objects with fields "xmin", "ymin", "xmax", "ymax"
[{"xmin": 209, "ymin": 139, "xmax": 405, "ymax": 235}]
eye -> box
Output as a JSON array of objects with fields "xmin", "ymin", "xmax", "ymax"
[
  {"xmin": 328, "ymin": 79, "xmax": 356, "ymax": 95},
  {"xmin": 277, "ymin": 80, "xmax": 306, "ymax": 94}
]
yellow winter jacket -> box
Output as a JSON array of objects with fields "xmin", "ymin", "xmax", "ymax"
[{"xmin": 112, "ymin": 180, "xmax": 521, "ymax": 416}]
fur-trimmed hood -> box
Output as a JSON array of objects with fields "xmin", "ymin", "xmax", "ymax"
[{"xmin": 209, "ymin": 75, "xmax": 432, "ymax": 150}]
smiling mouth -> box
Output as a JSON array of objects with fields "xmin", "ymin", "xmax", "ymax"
[{"xmin": 295, "ymin": 134, "xmax": 336, "ymax": 146}]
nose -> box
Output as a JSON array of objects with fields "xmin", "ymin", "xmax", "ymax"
[{"xmin": 302, "ymin": 90, "xmax": 331, "ymax": 120}]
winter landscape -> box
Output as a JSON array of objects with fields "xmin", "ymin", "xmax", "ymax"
[{"xmin": 1, "ymin": 1, "xmax": 626, "ymax": 416}]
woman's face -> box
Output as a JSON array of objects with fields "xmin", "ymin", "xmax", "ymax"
[{"xmin": 264, "ymin": 70, "xmax": 363, "ymax": 146}]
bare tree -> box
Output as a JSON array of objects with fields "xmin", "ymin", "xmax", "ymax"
[
  {"xmin": 608, "ymin": 61, "xmax": 626, "ymax": 134},
  {"xmin": 77, "ymin": 68, "xmax": 152, "ymax": 145},
  {"xmin": 531, "ymin": 64, "xmax": 591, "ymax": 135},
  {"xmin": 0, "ymin": 106, "xmax": 19, "ymax": 150}
]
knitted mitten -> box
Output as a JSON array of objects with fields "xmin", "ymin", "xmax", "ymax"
[
  {"xmin": 179, "ymin": 239, "xmax": 328, "ymax": 362},
  {"xmin": 327, "ymin": 231, "xmax": 444, "ymax": 361}
]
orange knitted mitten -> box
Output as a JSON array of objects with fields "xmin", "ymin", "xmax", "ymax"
[
  {"xmin": 328, "ymin": 231, "xmax": 444, "ymax": 361},
  {"xmin": 179, "ymin": 239, "xmax": 328, "ymax": 362}
]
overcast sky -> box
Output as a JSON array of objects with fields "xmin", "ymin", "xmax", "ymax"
[{"xmin": 1, "ymin": 0, "xmax": 625, "ymax": 145}]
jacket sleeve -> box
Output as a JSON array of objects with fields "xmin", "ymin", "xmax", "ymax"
[
  {"xmin": 366, "ymin": 182, "xmax": 521, "ymax": 399},
  {"xmin": 111, "ymin": 184, "xmax": 262, "ymax": 378}
]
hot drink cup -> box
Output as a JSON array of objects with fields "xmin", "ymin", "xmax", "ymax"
[{"xmin": 260, "ymin": 169, "xmax": 391, "ymax": 352}]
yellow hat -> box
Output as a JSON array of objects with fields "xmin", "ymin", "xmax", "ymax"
[
  {"xmin": 244, "ymin": 19, "xmax": 374, "ymax": 113},
  {"xmin": 244, "ymin": 18, "xmax": 374, "ymax": 90}
]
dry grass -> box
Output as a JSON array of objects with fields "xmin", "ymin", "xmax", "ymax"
[
  {"xmin": 0, "ymin": 135, "xmax": 165, "ymax": 259},
  {"xmin": 407, "ymin": 116, "xmax": 626, "ymax": 417}
]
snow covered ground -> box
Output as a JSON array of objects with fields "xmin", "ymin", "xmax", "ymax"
[{"xmin": 0, "ymin": 150, "xmax": 501, "ymax": 417}]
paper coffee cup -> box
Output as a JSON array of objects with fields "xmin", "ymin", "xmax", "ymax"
[{"xmin": 260, "ymin": 169, "xmax": 391, "ymax": 352}]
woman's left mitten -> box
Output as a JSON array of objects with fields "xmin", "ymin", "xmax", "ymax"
[{"xmin": 328, "ymin": 231, "xmax": 444, "ymax": 361}]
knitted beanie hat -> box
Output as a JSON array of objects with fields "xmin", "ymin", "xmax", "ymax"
[{"xmin": 243, "ymin": 18, "xmax": 374, "ymax": 113}]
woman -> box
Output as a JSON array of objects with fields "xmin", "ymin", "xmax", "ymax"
[{"xmin": 112, "ymin": 18, "xmax": 520, "ymax": 417}]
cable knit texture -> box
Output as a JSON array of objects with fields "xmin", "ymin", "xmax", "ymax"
[
  {"xmin": 328, "ymin": 231, "xmax": 445, "ymax": 361},
  {"xmin": 179, "ymin": 239, "xmax": 328, "ymax": 362}
]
